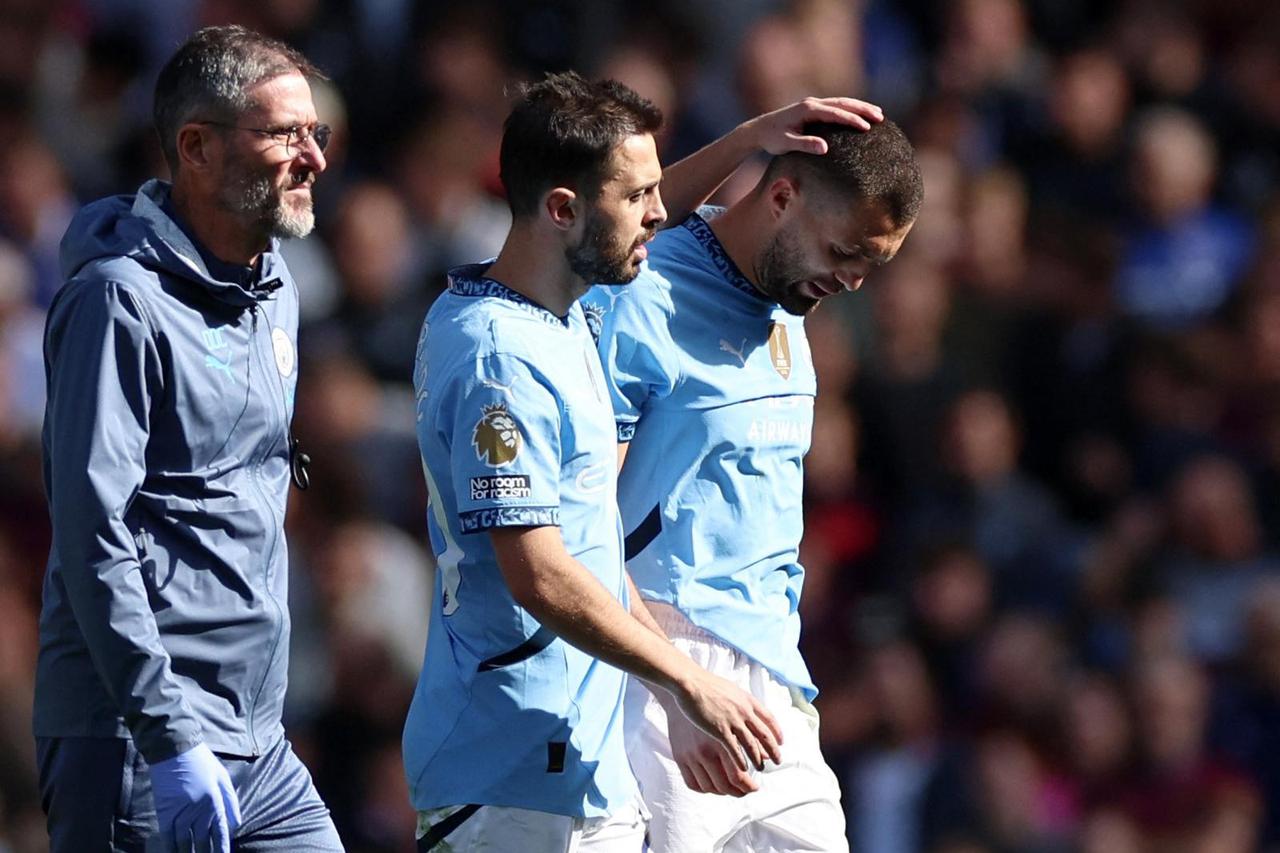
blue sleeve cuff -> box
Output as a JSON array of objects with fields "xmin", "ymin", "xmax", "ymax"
[{"xmin": 459, "ymin": 506, "xmax": 560, "ymax": 533}]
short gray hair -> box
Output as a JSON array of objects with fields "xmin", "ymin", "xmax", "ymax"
[{"xmin": 153, "ymin": 25, "xmax": 323, "ymax": 173}]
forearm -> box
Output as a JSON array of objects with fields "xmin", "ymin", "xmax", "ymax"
[
  {"xmin": 625, "ymin": 575, "xmax": 697, "ymax": 716},
  {"xmin": 493, "ymin": 524, "xmax": 784, "ymax": 774},
  {"xmin": 659, "ymin": 123, "xmax": 761, "ymax": 225},
  {"xmin": 495, "ymin": 527, "xmax": 697, "ymax": 698}
]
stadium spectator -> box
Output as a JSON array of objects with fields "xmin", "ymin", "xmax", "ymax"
[{"xmin": 1, "ymin": 4, "xmax": 1279, "ymax": 851}]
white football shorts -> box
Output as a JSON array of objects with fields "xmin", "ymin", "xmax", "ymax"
[{"xmin": 626, "ymin": 602, "xmax": 849, "ymax": 852}]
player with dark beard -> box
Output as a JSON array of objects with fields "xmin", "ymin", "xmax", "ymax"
[
  {"xmin": 405, "ymin": 74, "xmax": 884, "ymax": 852},
  {"xmin": 405, "ymin": 71, "xmax": 781, "ymax": 853},
  {"xmin": 584, "ymin": 120, "xmax": 922, "ymax": 852}
]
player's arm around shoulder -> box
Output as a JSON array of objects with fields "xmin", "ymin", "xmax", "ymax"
[{"xmin": 489, "ymin": 525, "xmax": 784, "ymax": 776}]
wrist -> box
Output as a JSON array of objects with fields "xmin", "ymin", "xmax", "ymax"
[
  {"xmin": 143, "ymin": 731, "xmax": 206, "ymax": 767},
  {"xmin": 662, "ymin": 655, "xmax": 702, "ymax": 703},
  {"xmin": 151, "ymin": 740, "xmax": 213, "ymax": 770},
  {"xmin": 732, "ymin": 118, "xmax": 766, "ymax": 159}
]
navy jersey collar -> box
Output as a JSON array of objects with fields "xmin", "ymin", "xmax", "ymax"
[
  {"xmin": 681, "ymin": 212, "xmax": 771, "ymax": 304},
  {"xmin": 447, "ymin": 262, "xmax": 569, "ymax": 327}
]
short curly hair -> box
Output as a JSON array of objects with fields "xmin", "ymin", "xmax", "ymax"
[
  {"xmin": 499, "ymin": 71, "xmax": 663, "ymax": 218},
  {"xmin": 762, "ymin": 120, "xmax": 923, "ymax": 225}
]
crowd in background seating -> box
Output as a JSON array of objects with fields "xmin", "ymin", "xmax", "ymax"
[{"xmin": 1, "ymin": 1, "xmax": 1279, "ymax": 850}]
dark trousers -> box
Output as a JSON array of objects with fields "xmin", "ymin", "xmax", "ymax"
[{"xmin": 37, "ymin": 735, "xmax": 344, "ymax": 852}]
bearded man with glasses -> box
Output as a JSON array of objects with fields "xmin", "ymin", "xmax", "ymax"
[{"xmin": 33, "ymin": 24, "xmax": 342, "ymax": 853}]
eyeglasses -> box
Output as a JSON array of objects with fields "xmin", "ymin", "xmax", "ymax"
[{"xmin": 199, "ymin": 121, "xmax": 332, "ymax": 156}]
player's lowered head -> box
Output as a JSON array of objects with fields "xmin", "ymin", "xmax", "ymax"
[
  {"xmin": 491, "ymin": 71, "xmax": 667, "ymax": 312},
  {"xmin": 741, "ymin": 120, "xmax": 923, "ymax": 316}
]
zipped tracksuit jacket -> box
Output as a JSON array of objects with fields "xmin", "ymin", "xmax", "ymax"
[{"xmin": 33, "ymin": 179, "xmax": 302, "ymax": 763}]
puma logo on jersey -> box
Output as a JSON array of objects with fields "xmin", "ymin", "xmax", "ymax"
[
  {"xmin": 599, "ymin": 286, "xmax": 624, "ymax": 311},
  {"xmin": 205, "ymin": 353, "xmax": 234, "ymax": 378},
  {"xmin": 472, "ymin": 403, "xmax": 522, "ymax": 466},
  {"xmin": 480, "ymin": 376, "xmax": 518, "ymax": 395},
  {"xmin": 719, "ymin": 338, "xmax": 747, "ymax": 366}
]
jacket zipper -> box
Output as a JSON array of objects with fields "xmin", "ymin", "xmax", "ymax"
[{"xmin": 243, "ymin": 302, "xmax": 287, "ymax": 756}]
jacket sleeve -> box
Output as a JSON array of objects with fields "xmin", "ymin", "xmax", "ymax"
[{"xmin": 43, "ymin": 276, "xmax": 204, "ymax": 762}]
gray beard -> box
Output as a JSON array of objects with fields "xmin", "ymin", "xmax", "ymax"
[{"xmin": 223, "ymin": 174, "xmax": 315, "ymax": 240}]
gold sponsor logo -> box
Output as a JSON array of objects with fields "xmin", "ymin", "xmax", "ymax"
[
  {"xmin": 472, "ymin": 402, "xmax": 522, "ymax": 466},
  {"xmin": 768, "ymin": 322, "xmax": 792, "ymax": 379}
]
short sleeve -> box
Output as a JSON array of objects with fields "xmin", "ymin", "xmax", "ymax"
[
  {"xmin": 582, "ymin": 281, "xmax": 678, "ymax": 443},
  {"xmin": 444, "ymin": 351, "xmax": 564, "ymax": 533}
]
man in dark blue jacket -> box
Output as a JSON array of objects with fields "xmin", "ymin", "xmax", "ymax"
[{"xmin": 34, "ymin": 25, "xmax": 342, "ymax": 853}]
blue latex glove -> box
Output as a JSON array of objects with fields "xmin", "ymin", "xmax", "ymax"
[{"xmin": 148, "ymin": 743, "xmax": 242, "ymax": 853}]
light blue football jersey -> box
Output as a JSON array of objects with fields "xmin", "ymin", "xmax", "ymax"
[
  {"xmin": 404, "ymin": 263, "xmax": 636, "ymax": 818},
  {"xmin": 582, "ymin": 209, "xmax": 819, "ymax": 699}
]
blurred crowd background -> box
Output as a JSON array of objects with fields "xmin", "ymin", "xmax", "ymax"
[{"xmin": 0, "ymin": 0, "xmax": 1278, "ymax": 850}]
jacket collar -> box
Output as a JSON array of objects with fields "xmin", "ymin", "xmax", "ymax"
[{"xmin": 133, "ymin": 180, "xmax": 286, "ymax": 307}]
